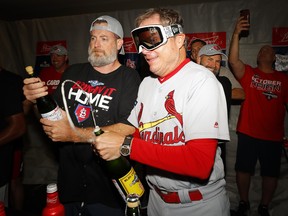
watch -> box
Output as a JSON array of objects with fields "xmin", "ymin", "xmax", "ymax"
[{"xmin": 120, "ymin": 135, "xmax": 133, "ymax": 156}]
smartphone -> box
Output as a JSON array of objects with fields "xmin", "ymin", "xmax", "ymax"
[
  {"xmin": 240, "ymin": 9, "xmax": 250, "ymax": 37},
  {"xmin": 240, "ymin": 9, "xmax": 250, "ymax": 23}
]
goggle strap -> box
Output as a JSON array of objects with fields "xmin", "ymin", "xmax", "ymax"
[{"xmin": 163, "ymin": 24, "xmax": 183, "ymax": 38}]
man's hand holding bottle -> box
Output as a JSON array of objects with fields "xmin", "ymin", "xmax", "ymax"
[
  {"xmin": 40, "ymin": 109, "xmax": 73, "ymax": 142},
  {"xmin": 93, "ymin": 131, "xmax": 124, "ymax": 161},
  {"xmin": 23, "ymin": 77, "xmax": 48, "ymax": 103}
]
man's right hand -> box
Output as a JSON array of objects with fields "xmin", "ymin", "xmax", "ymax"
[
  {"xmin": 23, "ymin": 77, "xmax": 48, "ymax": 102},
  {"xmin": 233, "ymin": 16, "xmax": 250, "ymax": 36}
]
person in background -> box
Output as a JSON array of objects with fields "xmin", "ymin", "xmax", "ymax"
[
  {"xmin": 191, "ymin": 37, "xmax": 245, "ymax": 180},
  {"xmin": 197, "ymin": 43, "xmax": 232, "ymax": 175},
  {"xmin": 0, "ymin": 67, "xmax": 26, "ymax": 209},
  {"xmin": 197, "ymin": 44, "xmax": 231, "ymax": 114},
  {"xmin": 39, "ymin": 45, "xmax": 69, "ymax": 94},
  {"xmin": 93, "ymin": 8, "xmax": 230, "ymax": 216},
  {"xmin": 229, "ymin": 15, "xmax": 288, "ymax": 216},
  {"xmin": 190, "ymin": 38, "xmax": 245, "ymax": 101},
  {"xmin": 190, "ymin": 38, "xmax": 207, "ymax": 63},
  {"xmin": 23, "ymin": 15, "xmax": 141, "ymax": 216},
  {"xmin": 22, "ymin": 44, "xmax": 69, "ymax": 214}
]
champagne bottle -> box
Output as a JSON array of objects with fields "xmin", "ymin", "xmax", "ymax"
[
  {"xmin": 125, "ymin": 194, "xmax": 141, "ymax": 216},
  {"xmin": 105, "ymin": 155, "xmax": 145, "ymax": 202},
  {"xmin": 42, "ymin": 183, "xmax": 65, "ymax": 216},
  {"xmin": 25, "ymin": 66, "xmax": 62, "ymax": 121},
  {"xmin": 94, "ymin": 127, "xmax": 145, "ymax": 202},
  {"xmin": 0, "ymin": 202, "xmax": 6, "ymax": 216}
]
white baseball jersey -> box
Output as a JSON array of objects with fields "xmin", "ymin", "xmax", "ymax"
[{"xmin": 128, "ymin": 59, "xmax": 229, "ymax": 192}]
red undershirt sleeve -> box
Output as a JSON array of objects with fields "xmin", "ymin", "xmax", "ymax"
[{"xmin": 130, "ymin": 137, "xmax": 218, "ymax": 180}]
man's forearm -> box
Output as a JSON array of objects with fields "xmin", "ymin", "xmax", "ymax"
[
  {"xmin": 232, "ymin": 88, "xmax": 245, "ymax": 100},
  {"xmin": 229, "ymin": 34, "xmax": 240, "ymax": 65},
  {"xmin": 229, "ymin": 33, "xmax": 245, "ymax": 80},
  {"xmin": 72, "ymin": 127, "xmax": 96, "ymax": 143},
  {"xmin": 102, "ymin": 123, "xmax": 135, "ymax": 136},
  {"xmin": 72, "ymin": 123, "xmax": 135, "ymax": 144}
]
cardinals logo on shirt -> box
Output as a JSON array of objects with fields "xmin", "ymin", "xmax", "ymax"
[
  {"xmin": 138, "ymin": 90, "xmax": 183, "ymax": 132},
  {"xmin": 137, "ymin": 90, "xmax": 185, "ymax": 145},
  {"xmin": 165, "ymin": 90, "xmax": 183, "ymax": 125},
  {"xmin": 74, "ymin": 104, "xmax": 91, "ymax": 123}
]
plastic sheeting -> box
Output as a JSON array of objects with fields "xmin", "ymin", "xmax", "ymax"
[{"xmin": 1, "ymin": 0, "xmax": 287, "ymax": 74}]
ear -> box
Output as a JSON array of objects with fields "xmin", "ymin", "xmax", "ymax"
[
  {"xmin": 117, "ymin": 38, "xmax": 124, "ymax": 52},
  {"xmin": 175, "ymin": 33, "xmax": 186, "ymax": 49}
]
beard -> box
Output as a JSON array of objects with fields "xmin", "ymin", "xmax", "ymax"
[
  {"xmin": 207, "ymin": 67, "xmax": 219, "ymax": 75},
  {"xmin": 88, "ymin": 46, "xmax": 118, "ymax": 67}
]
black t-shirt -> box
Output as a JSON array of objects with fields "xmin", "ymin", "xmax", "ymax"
[
  {"xmin": 0, "ymin": 69, "xmax": 24, "ymax": 186},
  {"xmin": 53, "ymin": 63, "xmax": 141, "ymax": 207},
  {"xmin": 217, "ymin": 75, "xmax": 232, "ymax": 118}
]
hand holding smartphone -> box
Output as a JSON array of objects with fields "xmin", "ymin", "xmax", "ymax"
[{"xmin": 240, "ymin": 9, "xmax": 250, "ymax": 37}]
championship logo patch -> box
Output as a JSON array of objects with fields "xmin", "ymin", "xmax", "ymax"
[{"xmin": 74, "ymin": 104, "xmax": 91, "ymax": 123}]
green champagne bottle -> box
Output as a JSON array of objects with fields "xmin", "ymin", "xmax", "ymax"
[
  {"xmin": 93, "ymin": 126, "xmax": 104, "ymax": 136},
  {"xmin": 25, "ymin": 66, "xmax": 62, "ymax": 121},
  {"xmin": 94, "ymin": 127, "xmax": 145, "ymax": 202},
  {"xmin": 125, "ymin": 194, "xmax": 141, "ymax": 216}
]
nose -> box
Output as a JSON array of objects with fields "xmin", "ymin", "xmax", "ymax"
[
  {"xmin": 207, "ymin": 60, "xmax": 216, "ymax": 68},
  {"xmin": 92, "ymin": 39, "xmax": 100, "ymax": 48}
]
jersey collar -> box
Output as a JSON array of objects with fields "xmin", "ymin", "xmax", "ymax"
[{"xmin": 158, "ymin": 58, "xmax": 190, "ymax": 83}]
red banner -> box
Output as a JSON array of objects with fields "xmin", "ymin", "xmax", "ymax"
[
  {"xmin": 36, "ymin": 41, "xmax": 67, "ymax": 56},
  {"xmin": 272, "ymin": 27, "xmax": 288, "ymax": 46},
  {"xmin": 123, "ymin": 37, "xmax": 137, "ymax": 53},
  {"xmin": 186, "ymin": 32, "xmax": 226, "ymax": 50}
]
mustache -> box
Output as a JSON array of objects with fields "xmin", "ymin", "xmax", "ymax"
[
  {"xmin": 91, "ymin": 48, "xmax": 104, "ymax": 53},
  {"xmin": 88, "ymin": 47, "xmax": 104, "ymax": 55}
]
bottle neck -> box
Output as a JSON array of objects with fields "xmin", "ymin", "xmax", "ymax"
[
  {"xmin": 46, "ymin": 191, "xmax": 61, "ymax": 207},
  {"xmin": 127, "ymin": 201, "xmax": 140, "ymax": 208},
  {"xmin": 126, "ymin": 198, "xmax": 141, "ymax": 216}
]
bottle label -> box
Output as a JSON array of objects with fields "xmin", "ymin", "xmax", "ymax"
[
  {"xmin": 41, "ymin": 106, "xmax": 63, "ymax": 121},
  {"xmin": 47, "ymin": 196, "xmax": 58, "ymax": 204},
  {"xmin": 112, "ymin": 167, "xmax": 144, "ymax": 201}
]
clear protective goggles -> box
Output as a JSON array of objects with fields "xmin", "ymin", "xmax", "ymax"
[{"xmin": 131, "ymin": 24, "xmax": 183, "ymax": 53}]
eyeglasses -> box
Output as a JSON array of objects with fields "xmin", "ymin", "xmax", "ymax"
[{"xmin": 131, "ymin": 24, "xmax": 183, "ymax": 53}]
